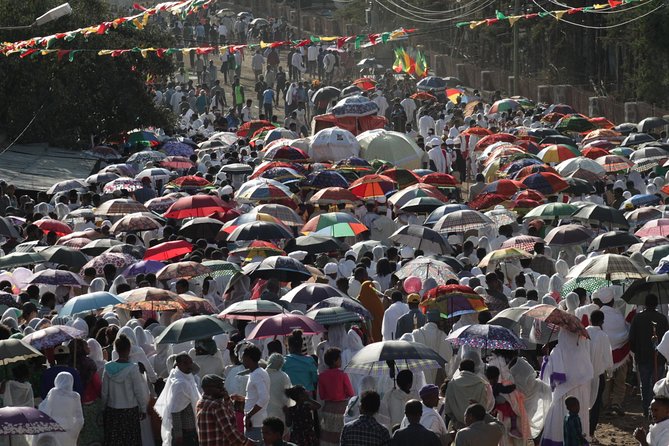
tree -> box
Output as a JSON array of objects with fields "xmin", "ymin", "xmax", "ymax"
[{"xmin": 0, "ymin": 0, "xmax": 177, "ymax": 147}]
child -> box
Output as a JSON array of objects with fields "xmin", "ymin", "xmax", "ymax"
[
  {"xmin": 284, "ymin": 385, "xmax": 321, "ymax": 446},
  {"xmin": 564, "ymin": 396, "xmax": 589, "ymax": 446},
  {"xmin": 485, "ymin": 365, "xmax": 520, "ymax": 436}
]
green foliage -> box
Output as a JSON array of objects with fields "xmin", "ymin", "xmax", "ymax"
[
  {"xmin": 333, "ymin": 0, "xmax": 367, "ymax": 26},
  {"xmin": 0, "ymin": 0, "xmax": 177, "ymax": 146}
]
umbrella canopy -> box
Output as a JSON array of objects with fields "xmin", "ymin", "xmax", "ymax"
[
  {"xmin": 33, "ymin": 219, "xmax": 72, "ymax": 237},
  {"xmin": 571, "ymin": 204, "xmax": 629, "ymax": 228},
  {"xmin": 349, "ymin": 174, "xmax": 397, "ymax": 200},
  {"xmin": 156, "ymin": 261, "xmax": 211, "ymax": 280},
  {"xmin": 312, "ymin": 86, "xmax": 341, "ymax": 104},
  {"xmin": 564, "ymin": 177, "xmax": 597, "ymax": 195},
  {"xmin": 38, "ymin": 246, "xmax": 88, "ymax": 269},
  {"xmin": 164, "ymin": 195, "xmax": 229, "ymax": 219},
  {"xmin": 155, "ymin": 315, "xmax": 234, "ymax": 344},
  {"xmin": 95, "ymin": 198, "xmax": 149, "ymax": 216},
  {"xmin": 331, "ymin": 95, "xmax": 379, "ymax": 117},
  {"xmin": 416, "ymin": 76, "xmax": 447, "ymax": 91},
  {"xmin": 357, "ymin": 130, "xmax": 424, "ymax": 170},
  {"xmin": 308, "ymin": 187, "xmax": 360, "ymax": 205},
  {"xmin": 0, "ymin": 338, "xmax": 43, "ymax": 365},
  {"xmin": 284, "ymin": 234, "xmax": 347, "ymax": 255},
  {"xmin": 281, "ymin": 283, "xmax": 345, "ymax": 306},
  {"xmin": 226, "ymin": 221, "xmax": 293, "ymax": 241},
  {"xmin": 447, "ymin": 324, "xmax": 525, "ymax": 350},
  {"xmin": 345, "ymin": 340, "xmax": 446, "ymax": 376},
  {"xmin": 636, "ymin": 219, "xmax": 669, "ymax": 238},
  {"xmin": 144, "ymin": 240, "xmax": 193, "ymax": 261},
  {"xmin": 243, "ymin": 255, "xmax": 313, "ymax": 282},
  {"xmin": 478, "ymin": 248, "xmax": 533, "ymax": 268},
  {"xmin": 395, "ymin": 257, "xmax": 458, "ymax": 284},
  {"xmin": 555, "ymin": 115, "xmax": 597, "ymax": 132},
  {"xmin": 523, "ymin": 304, "xmax": 588, "ymax": 337},
  {"xmin": 520, "ymin": 172, "xmax": 569, "ymax": 195},
  {"xmin": 219, "ymin": 300, "xmax": 285, "ymax": 321},
  {"xmin": 28, "ymin": 270, "xmax": 87, "ymax": 287},
  {"xmin": 179, "ymin": 217, "xmax": 225, "ymax": 240},
  {"xmin": 638, "ymin": 117, "xmax": 668, "ymax": 133},
  {"xmin": 524, "ymin": 202, "xmax": 579, "ymax": 220},
  {"xmin": 489, "ymin": 99, "xmax": 520, "ymax": 114},
  {"xmin": 587, "ymin": 231, "xmax": 640, "ymax": 252},
  {"xmin": 389, "ymin": 224, "xmax": 452, "ymax": 255},
  {"xmin": 23, "ymin": 325, "xmax": 86, "ymax": 350},
  {"xmin": 432, "ymin": 210, "xmax": 494, "ymax": 233},
  {"xmin": 118, "ymin": 287, "xmax": 185, "ymax": 311},
  {"xmin": 595, "ymin": 155, "xmax": 634, "ymax": 173},
  {"xmin": 306, "ymin": 307, "xmax": 363, "ymax": 325},
  {"xmin": 303, "ymin": 212, "xmax": 367, "ymax": 237},
  {"xmin": 538, "ymin": 144, "xmax": 581, "ymax": 163},
  {"xmin": 308, "ymin": 296, "xmax": 372, "ymax": 319},
  {"xmin": 0, "ymin": 407, "xmax": 65, "ymax": 436},
  {"xmin": 246, "ymin": 313, "xmax": 325, "ymax": 340},
  {"xmin": 544, "ymin": 224, "xmax": 595, "ymax": 246},
  {"xmin": 501, "ymin": 235, "xmax": 545, "ymax": 252},
  {"xmin": 400, "ymin": 196, "xmax": 445, "ymax": 213},
  {"xmin": 566, "ymin": 253, "xmax": 650, "ymax": 281},
  {"xmin": 263, "ymin": 145, "xmax": 310, "ymax": 163},
  {"xmin": 621, "ymin": 275, "xmax": 669, "ymax": 305},
  {"xmin": 47, "ymin": 179, "xmax": 87, "ymax": 194},
  {"xmin": 110, "ymin": 213, "xmax": 161, "ymax": 233},
  {"xmin": 253, "ymin": 204, "xmax": 304, "ymax": 228},
  {"xmin": 622, "ymin": 133, "xmax": 656, "ymax": 146},
  {"xmin": 80, "ymin": 239, "xmax": 124, "ymax": 256},
  {"xmin": 305, "ymin": 170, "xmax": 349, "ymax": 189},
  {"xmin": 421, "ymin": 284, "xmax": 488, "ymax": 318},
  {"xmin": 424, "ymin": 204, "xmax": 471, "ymax": 226},
  {"xmin": 58, "ymin": 291, "xmax": 125, "ymax": 317}
]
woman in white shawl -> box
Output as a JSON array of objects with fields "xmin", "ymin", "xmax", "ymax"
[
  {"xmin": 265, "ymin": 353, "xmax": 292, "ymax": 422},
  {"xmin": 540, "ymin": 329, "xmax": 593, "ymax": 445},
  {"xmin": 88, "ymin": 278, "xmax": 106, "ymax": 293},
  {"xmin": 134, "ymin": 326, "xmax": 156, "ymax": 357},
  {"xmin": 2, "ymin": 364, "xmax": 34, "ymax": 446},
  {"xmin": 34, "ymin": 372, "xmax": 84, "ymax": 446},
  {"xmin": 109, "ymin": 276, "xmax": 127, "ymax": 295},
  {"xmin": 653, "ymin": 331, "xmax": 669, "ymax": 397},
  {"xmin": 86, "ymin": 338, "xmax": 106, "ymax": 376},
  {"xmin": 112, "ymin": 326, "xmax": 157, "ymax": 384},
  {"xmin": 510, "ymin": 357, "xmax": 552, "ymax": 441},
  {"xmin": 341, "ymin": 329, "xmax": 364, "ymax": 393}
]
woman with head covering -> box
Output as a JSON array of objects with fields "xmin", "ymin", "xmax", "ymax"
[
  {"xmin": 112, "ymin": 326, "xmax": 158, "ymax": 384},
  {"xmin": 88, "ymin": 278, "xmax": 107, "ymax": 294},
  {"xmin": 539, "ymin": 329, "xmax": 594, "ymax": 445},
  {"xmin": 109, "ymin": 276, "xmax": 128, "ymax": 295},
  {"xmin": 1, "ymin": 363, "xmax": 34, "ymax": 446},
  {"xmin": 35, "ymin": 372, "xmax": 85, "ymax": 446},
  {"xmin": 510, "ymin": 357, "xmax": 552, "ymax": 440},
  {"xmin": 265, "ymin": 353, "xmax": 292, "ymax": 422},
  {"xmin": 535, "ymin": 275, "xmax": 549, "ymax": 298},
  {"xmin": 341, "ymin": 328, "xmax": 364, "ymax": 392},
  {"xmin": 134, "ymin": 326, "xmax": 156, "ymax": 357},
  {"xmin": 343, "ymin": 375, "xmax": 388, "ymax": 426},
  {"xmin": 565, "ymin": 292, "xmax": 580, "ymax": 315},
  {"xmin": 87, "ymin": 338, "xmax": 106, "ymax": 375},
  {"xmin": 189, "ymin": 339, "xmax": 224, "ymax": 378}
]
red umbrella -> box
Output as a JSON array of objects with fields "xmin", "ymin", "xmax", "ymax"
[
  {"xmin": 33, "ymin": 219, "xmax": 72, "ymax": 237},
  {"xmin": 349, "ymin": 174, "xmax": 397, "ymax": 200},
  {"xmin": 172, "ymin": 176, "xmax": 212, "ymax": 187},
  {"xmin": 161, "ymin": 156, "xmax": 194, "ymax": 169},
  {"xmin": 419, "ymin": 172, "xmax": 459, "ymax": 187},
  {"xmin": 144, "ymin": 240, "xmax": 193, "ymax": 261},
  {"xmin": 246, "ymin": 313, "xmax": 326, "ymax": 340},
  {"xmin": 582, "ymin": 147, "xmax": 610, "ymax": 160},
  {"xmin": 237, "ymin": 120, "xmax": 274, "ymax": 138},
  {"xmin": 164, "ymin": 195, "xmax": 229, "ymax": 219},
  {"xmin": 309, "ymin": 187, "xmax": 360, "ymax": 205},
  {"xmin": 208, "ymin": 209, "xmax": 241, "ymax": 223},
  {"xmin": 461, "ymin": 127, "xmax": 493, "ymax": 137},
  {"xmin": 469, "ymin": 193, "xmax": 509, "ymax": 211},
  {"xmin": 352, "ymin": 77, "xmax": 377, "ymax": 91},
  {"xmin": 410, "ymin": 92, "xmax": 437, "ymax": 101},
  {"xmin": 512, "ymin": 199, "xmax": 542, "ymax": 212},
  {"xmin": 250, "ymin": 162, "xmax": 307, "ymax": 179},
  {"xmin": 513, "ymin": 189, "xmax": 547, "ymax": 202},
  {"xmin": 474, "ymin": 133, "xmax": 517, "ymax": 152},
  {"xmin": 512, "ymin": 165, "xmax": 558, "ymax": 181},
  {"xmin": 589, "ymin": 117, "xmax": 615, "ymax": 130},
  {"xmin": 481, "ymin": 179, "xmax": 525, "ymax": 197}
]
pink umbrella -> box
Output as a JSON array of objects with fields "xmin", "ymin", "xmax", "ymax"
[
  {"xmin": 246, "ymin": 313, "xmax": 325, "ymax": 340},
  {"xmin": 635, "ymin": 219, "xmax": 669, "ymax": 238}
]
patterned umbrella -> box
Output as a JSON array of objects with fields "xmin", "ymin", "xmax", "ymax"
[
  {"xmin": 334, "ymin": 157, "xmax": 373, "ymax": 172},
  {"xmin": 424, "ymin": 204, "xmax": 470, "ymax": 226},
  {"xmin": 481, "ymin": 179, "xmax": 525, "ymax": 197},
  {"xmin": 57, "ymin": 237, "xmax": 93, "ymax": 250},
  {"xmin": 192, "ymin": 260, "xmax": 241, "ymax": 280},
  {"xmin": 101, "ymin": 163, "xmax": 137, "ymax": 177},
  {"xmin": 243, "ymin": 255, "xmax": 313, "ymax": 282},
  {"xmin": 349, "ymin": 174, "xmax": 397, "ymax": 200},
  {"xmin": 178, "ymin": 295, "xmax": 218, "ymax": 314},
  {"xmin": 145, "ymin": 241, "xmax": 193, "ymax": 261},
  {"xmin": 58, "ymin": 292, "xmax": 125, "ymax": 317},
  {"xmin": 0, "ymin": 407, "xmax": 65, "ymax": 436},
  {"xmin": 23, "ymin": 325, "xmax": 86, "ymax": 350},
  {"xmin": 145, "ymin": 196, "xmax": 179, "ymax": 213},
  {"xmin": 523, "ymin": 304, "xmax": 588, "ymax": 337},
  {"xmin": 80, "ymin": 252, "xmax": 137, "ymax": 275},
  {"xmin": 219, "ymin": 300, "xmax": 285, "ymax": 321},
  {"xmin": 520, "ymin": 172, "xmax": 569, "ymax": 195},
  {"xmin": 246, "ymin": 313, "xmax": 325, "ymax": 340},
  {"xmin": 95, "ymin": 199, "xmax": 149, "ymax": 216},
  {"xmin": 478, "ymin": 248, "xmax": 533, "ymax": 268},
  {"xmin": 235, "ymin": 182, "xmax": 296, "ymax": 205},
  {"xmin": 432, "ymin": 210, "xmax": 494, "ymax": 233},
  {"xmin": 308, "ymin": 187, "xmax": 360, "ymax": 205},
  {"xmin": 102, "ymin": 177, "xmax": 143, "ymax": 194},
  {"xmin": 345, "ymin": 340, "xmax": 447, "ymax": 376},
  {"xmin": 127, "ymin": 150, "xmax": 166, "ymax": 165},
  {"xmin": 306, "ymin": 307, "xmax": 363, "ymax": 325},
  {"xmin": 595, "ymin": 155, "xmax": 633, "ymax": 173},
  {"xmin": 117, "ymin": 287, "xmax": 185, "ymax": 311},
  {"xmin": 110, "ymin": 213, "xmax": 161, "ymax": 233},
  {"xmin": 256, "ymin": 167, "xmax": 304, "ymax": 184},
  {"xmin": 484, "ymin": 207, "xmax": 518, "ymax": 227},
  {"xmin": 305, "ymin": 171, "xmax": 349, "ymax": 189},
  {"xmin": 447, "ymin": 324, "xmax": 525, "ymax": 350},
  {"xmin": 156, "ymin": 261, "xmax": 211, "ymax": 280},
  {"xmin": 28, "ymin": 270, "xmax": 87, "ymax": 287},
  {"xmin": 572, "ymin": 204, "xmax": 629, "ymax": 228},
  {"xmin": 85, "ymin": 145, "xmax": 123, "ymax": 160},
  {"xmin": 489, "ymin": 99, "xmax": 520, "ymax": 114},
  {"xmin": 500, "ymin": 235, "xmax": 545, "ymax": 252},
  {"xmin": 331, "ymin": 95, "xmax": 380, "ymax": 117},
  {"xmin": 253, "ymin": 204, "xmax": 304, "ymax": 228},
  {"xmin": 162, "ymin": 141, "xmax": 195, "ymax": 157},
  {"xmin": 229, "ymin": 241, "xmax": 286, "ymax": 259},
  {"xmin": 171, "ymin": 176, "xmax": 213, "ymax": 188},
  {"xmin": 524, "ymin": 203, "xmax": 579, "ymax": 220},
  {"xmin": 389, "ymin": 225, "xmax": 452, "ymax": 255},
  {"xmin": 561, "ymin": 277, "xmax": 609, "ymax": 296},
  {"xmin": 636, "ymin": 219, "xmax": 669, "ymax": 238},
  {"xmin": 164, "ymin": 195, "xmax": 229, "ymax": 219},
  {"xmin": 86, "ymin": 172, "xmax": 120, "ymax": 184},
  {"xmin": 544, "ymin": 224, "xmax": 595, "ymax": 246},
  {"xmin": 46, "ymin": 179, "xmax": 88, "ymax": 195},
  {"xmin": 469, "ymin": 193, "xmax": 509, "ymax": 211},
  {"xmin": 395, "ymin": 257, "xmax": 458, "ymax": 285},
  {"xmin": 302, "ymin": 212, "xmax": 367, "ymax": 237},
  {"xmin": 377, "ymin": 168, "xmax": 420, "ymax": 189},
  {"xmin": 567, "ymin": 253, "xmax": 650, "ymax": 281},
  {"xmin": 122, "ymin": 260, "xmax": 165, "ymax": 277},
  {"xmin": 161, "ymin": 156, "xmax": 195, "ymax": 170}
]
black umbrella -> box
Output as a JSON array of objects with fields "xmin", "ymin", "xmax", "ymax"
[
  {"xmin": 225, "ymin": 221, "xmax": 293, "ymax": 242},
  {"xmin": 539, "ymin": 135, "xmax": 576, "ymax": 146},
  {"xmin": 389, "ymin": 225, "xmax": 452, "ymax": 255},
  {"xmin": 243, "ymin": 255, "xmax": 312, "ymax": 282},
  {"xmin": 312, "ymin": 86, "xmax": 341, "ymax": 105},
  {"xmin": 0, "ymin": 252, "xmax": 45, "ymax": 269},
  {"xmin": 38, "ymin": 245, "xmax": 88, "ymax": 269},
  {"xmin": 527, "ymin": 128, "xmax": 560, "ymax": 139},
  {"xmin": 614, "ymin": 122, "xmax": 638, "ymax": 134},
  {"xmin": 284, "ymin": 234, "xmax": 347, "ymax": 255},
  {"xmin": 280, "ymin": 283, "xmax": 345, "ymax": 306},
  {"xmin": 571, "ymin": 204, "xmax": 629, "ymax": 228},
  {"xmin": 587, "ymin": 231, "xmax": 640, "ymax": 252},
  {"xmin": 345, "ymin": 340, "xmax": 447, "ymax": 377},
  {"xmin": 622, "ymin": 133, "xmax": 656, "ymax": 146},
  {"xmin": 638, "ymin": 117, "xmax": 668, "ymax": 133},
  {"xmin": 179, "ymin": 217, "xmax": 224, "ymax": 240},
  {"xmin": 443, "ymin": 76, "xmax": 463, "ymax": 88},
  {"xmin": 81, "ymin": 239, "xmax": 124, "ymax": 256},
  {"xmin": 400, "ymin": 196, "xmax": 445, "ymax": 213},
  {"xmin": 621, "ymin": 275, "xmax": 669, "ymax": 305},
  {"xmin": 565, "ymin": 177, "xmax": 596, "ymax": 195},
  {"xmin": 0, "ymin": 217, "xmax": 21, "ymax": 239},
  {"xmin": 155, "ymin": 315, "xmax": 234, "ymax": 344},
  {"xmin": 341, "ymin": 85, "xmax": 362, "ymax": 98}
]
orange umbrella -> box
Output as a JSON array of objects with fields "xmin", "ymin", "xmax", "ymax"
[
  {"xmin": 446, "ymin": 88, "xmax": 465, "ymax": 104},
  {"xmin": 589, "ymin": 117, "xmax": 615, "ymax": 130},
  {"xmin": 410, "ymin": 92, "xmax": 437, "ymax": 101},
  {"xmin": 461, "ymin": 127, "xmax": 493, "ymax": 137},
  {"xmin": 352, "ymin": 77, "xmax": 377, "ymax": 91},
  {"xmin": 349, "ymin": 174, "xmax": 397, "ymax": 200}
]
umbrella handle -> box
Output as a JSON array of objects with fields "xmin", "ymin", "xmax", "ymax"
[{"xmin": 387, "ymin": 360, "xmax": 396, "ymax": 388}]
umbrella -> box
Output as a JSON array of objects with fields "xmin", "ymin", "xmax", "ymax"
[
  {"xmin": 419, "ymin": 173, "xmax": 459, "ymax": 187},
  {"xmin": 58, "ymin": 291, "xmax": 125, "ymax": 317},
  {"xmin": 351, "ymin": 77, "xmax": 377, "ymax": 91},
  {"xmin": 253, "ymin": 204, "xmax": 304, "ymax": 228},
  {"xmin": 179, "ymin": 217, "xmax": 224, "ymax": 240},
  {"xmin": 395, "ymin": 257, "xmax": 458, "ymax": 284},
  {"xmin": 538, "ymin": 144, "xmax": 581, "ymax": 163},
  {"xmin": 144, "ymin": 240, "xmax": 192, "ymax": 261},
  {"xmin": 28, "ymin": 270, "xmax": 87, "ymax": 287},
  {"xmin": 80, "ymin": 252, "xmax": 137, "ymax": 275},
  {"xmin": 308, "ymin": 296, "xmax": 372, "ymax": 319},
  {"xmin": 46, "ymin": 179, "xmax": 87, "ymax": 195},
  {"xmin": 389, "ymin": 225, "xmax": 452, "ymax": 255},
  {"xmin": 110, "ymin": 213, "xmax": 161, "ymax": 233},
  {"xmin": 424, "ymin": 204, "xmax": 470, "ymax": 226},
  {"xmin": 170, "ymin": 175, "xmax": 212, "ymax": 188},
  {"xmin": 305, "ymin": 171, "xmax": 349, "ymax": 189},
  {"xmin": 229, "ymin": 240, "xmax": 285, "ymax": 259},
  {"xmin": 636, "ymin": 219, "xmax": 669, "ymax": 237},
  {"xmin": 400, "ymin": 196, "xmax": 445, "ymax": 213},
  {"xmin": 0, "ymin": 407, "xmax": 65, "ymax": 436},
  {"xmin": 489, "ymin": 99, "xmax": 520, "ymax": 114},
  {"xmin": 478, "ymin": 248, "xmax": 533, "ymax": 268},
  {"xmin": 378, "ymin": 168, "xmax": 420, "ymax": 189},
  {"xmin": 117, "ymin": 287, "xmax": 185, "ymax": 311},
  {"xmin": 344, "ymin": 340, "xmax": 446, "ymax": 376},
  {"xmin": 523, "ymin": 304, "xmax": 588, "ymax": 337},
  {"xmin": 306, "ymin": 307, "xmax": 363, "ymax": 325},
  {"xmin": 219, "ymin": 163, "xmax": 254, "ymax": 174},
  {"xmin": 23, "ymin": 325, "xmax": 86, "ymax": 350},
  {"xmin": 312, "ymin": 86, "xmax": 341, "ymax": 104},
  {"xmin": 564, "ymin": 177, "xmax": 596, "ymax": 195},
  {"xmin": 349, "ymin": 174, "xmax": 397, "ymax": 200},
  {"xmin": 555, "ymin": 115, "xmax": 597, "ymax": 133},
  {"xmin": 416, "ymin": 76, "xmax": 447, "ymax": 91},
  {"xmin": 281, "ymin": 283, "xmax": 345, "ymax": 306},
  {"xmin": 388, "ymin": 184, "xmax": 447, "ymax": 208},
  {"xmin": 621, "ymin": 275, "xmax": 669, "ymax": 305},
  {"xmin": 37, "ymin": 246, "xmax": 87, "ymax": 269},
  {"xmin": 161, "ymin": 156, "xmax": 195, "ymax": 170},
  {"xmin": 226, "ymin": 221, "xmax": 293, "ymax": 241},
  {"xmin": 595, "ymin": 155, "xmax": 634, "ymax": 173},
  {"xmin": 642, "ymin": 245, "xmax": 669, "ymax": 266},
  {"xmin": 561, "ymin": 277, "xmax": 611, "ymax": 296},
  {"xmin": 243, "ymin": 255, "xmax": 313, "ymax": 282},
  {"xmin": 0, "ymin": 338, "xmax": 43, "ymax": 366},
  {"xmin": 303, "ymin": 213, "xmax": 367, "ymax": 237},
  {"xmin": 544, "ymin": 224, "xmax": 594, "ymax": 246},
  {"xmin": 626, "ymin": 208, "xmax": 663, "ymax": 226},
  {"xmin": 587, "ymin": 231, "xmax": 640, "ymax": 252},
  {"xmin": 0, "ymin": 252, "xmax": 46, "ymax": 269},
  {"xmin": 556, "ymin": 157, "xmax": 607, "ymax": 178},
  {"xmin": 524, "ymin": 203, "xmax": 579, "ymax": 220},
  {"xmin": 219, "ymin": 300, "xmax": 285, "ymax": 321},
  {"xmin": 80, "ymin": 239, "xmax": 124, "ymax": 256},
  {"xmin": 164, "ymin": 195, "xmax": 229, "ymax": 219},
  {"xmin": 520, "ymin": 172, "xmax": 568, "ymax": 195},
  {"xmin": 410, "ymin": 92, "xmax": 437, "ymax": 101},
  {"xmin": 566, "ymin": 253, "xmax": 650, "ymax": 281},
  {"xmin": 308, "ymin": 187, "xmax": 360, "ymax": 205},
  {"xmin": 162, "ymin": 141, "xmax": 195, "ymax": 157},
  {"xmin": 432, "ymin": 210, "xmax": 494, "ymax": 233},
  {"xmin": 156, "ymin": 261, "xmax": 211, "ymax": 280},
  {"xmin": 263, "ymin": 145, "xmax": 310, "ymax": 163},
  {"xmin": 33, "ymin": 219, "xmax": 72, "ymax": 237},
  {"xmin": 145, "ymin": 196, "xmax": 179, "ymax": 213},
  {"xmin": 623, "ymin": 133, "xmax": 656, "ymax": 146},
  {"xmin": 331, "ymin": 95, "xmax": 379, "ymax": 117},
  {"xmin": 155, "ymin": 315, "xmax": 234, "ymax": 344},
  {"xmin": 572, "ymin": 204, "xmax": 629, "ymax": 228},
  {"xmin": 639, "ymin": 117, "xmax": 669, "ymax": 133},
  {"xmin": 284, "ymin": 235, "xmax": 346, "ymax": 255},
  {"xmin": 421, "ymin": 284, "xmax": 488, "ymax": 319},
  {"xmin": 102, "ymin": 177, "xmax": 142, "ymax": 194},
  {"xmin": 127, "ymin": 150, "xmax": 166, "ymax": 165},
  {"xmin": 95, "ymin": 199, "xmax": 149, "ymax": 216},
  {"xmin": 246, "ymin": 313, "xmax": 325, "ymax": 340},
  {"xmin": 621, "ymin": 194, "xmax": 662, "ymax": 209},
  {"xmin": 501, "ymin": 235, "xmax": 545, "ymax": 252},
  {"xmin": 446, "ymin": 324, "xmax": 525, "ymax": 350}
]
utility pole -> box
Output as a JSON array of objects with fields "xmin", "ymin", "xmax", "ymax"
[{"xmin": 512, "ymin": 0, "xmax": 519, "ymax": 95}]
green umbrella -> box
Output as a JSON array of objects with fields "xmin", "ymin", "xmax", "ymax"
[
  {"xmin": 523, "ymin": 203, "xmax": 579, "ymax": 220},
  {"xmin": 0, "ymin": 338, "xmax": 43, "ymax": 366},
  {"xmin": 555, "ymin": 115, "xmax": 597, "ymax": 133},
  {"xmin": 0, "ymin": 252, "xmax": 45, "ymax": 269},
  {"xmin": 643, "ymin": 245, "xmax": 669, "ymax": 267},
  {"xmin": 193, "ymin": 260, "xmax": 241, "ymax": 280},
  {"xmin": 561, "ymin": 277, "xmax": 610, "ymax": 296},
  {"xmin": 155, "ymin": 315, "xmax": 234, "ymax": 344}
]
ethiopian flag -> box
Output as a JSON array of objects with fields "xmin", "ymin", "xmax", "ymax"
[
  {"xmin": 393, "ymin": 48, "xmax": 415, "ymax": 74},
  {"xmin": 415, "ymin": 50, "xmax": 428, "ymax": 77}
]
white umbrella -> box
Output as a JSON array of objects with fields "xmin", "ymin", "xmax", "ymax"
[{"xmin": 309, "ymin": 127, "xmax": 360, "ymax": 162}]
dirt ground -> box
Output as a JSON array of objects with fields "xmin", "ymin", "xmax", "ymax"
[{"xmin": 594, "ymin": 387, "xmax": 644, "ymax": 446}]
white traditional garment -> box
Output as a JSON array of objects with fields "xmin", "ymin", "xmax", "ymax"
[
  {"xmin": 585, "ymin": 325, "xmax": 613, "ymax": 408},
  {"xmin": 112, "ymin": 326, "xmax": 157, "ymax": 383},
  {"xmin": 342, "ymin": 329, "xmax": 364, "ymax": 392},
  {"xmin": 134, "ymin": 326, "xmax": 156, "ymax": 357},
  {"xmin": 381, "ymin": 301, "xmax": 409, "ymax": 341},
  {"xmin": 600, "ymin": 303, "xmax": 630, "ymax": 368},
  {"xmin": 154, "ymin": 368, "xmax": 201, "ymax": 446},
  {"xmin": 648, "ymin": 418, "xmax": 669, "ymax": 446},
  {"xmin": 510, "ymin": 358, "xmax": 552, "ymax": 439},
  {"xmin": 539, "ymin": 330, "xmax": 593, "ymax": 446},
  {"xmin": 410, "ymin": 322, "xmax": 453, "ymax": 382},
  {"xmin": 2, "ymin": 379, "xmax": 33, "ymax": 446},
  {"xmin": 108, "ymin": 276, "xmax": 127, "ymax": 295},
  {"xmin": 265, "ymin": 354, "xmax": 291, "ymax": 422},
  {"xmin": 35, "ymin": 372, "xmax": 84, "ymax": 446},
  {"xmin": 86, "ymin": 338, "xmax": 106, "ymax": 375},
  {"xmin": 653, "ymin": 332, "xmax": 669, "ymax": 397},
  {"xmin": 88, "ymin": 278, "xmax": 106, "ymax": 293}
]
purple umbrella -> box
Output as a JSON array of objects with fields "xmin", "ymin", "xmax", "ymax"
[
  {"xmin": 28, "ymin": 270, "xmax": 87, "ymax": 287},
  {"xmin": 162, "ymin": 141, "xmax": 195, "ymax": 157},
  {"xmin": 446, "ymin": 324, "xmax": 525, "ymax": 350},
  {"xmin": 23, "ymin": 326, "xmax": 86, "ymax": 351},
  {"xmin": 122, "ymin": 260, "xmax": 165, "ymax": 277},
  {"xmin": 246, "ymin": 314, "xmax": 325, "ymax": 340},
  {"xmin": 0, "ymin": 407, "xmax": 64, "ymax": 436}
]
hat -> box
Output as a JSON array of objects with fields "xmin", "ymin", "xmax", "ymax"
[
  {"xmin": 345, "ymin": 250, "xmax": 356, "ymax": 260},
  {"xmin": 220, "ymin": 185, "xmax": 233, "ymax": 195},
  {"xmin": 288, "ymin": 250, "xmax": 307, "ymax": 261},
  {"xmin": 595, "ymin": 286, "xmax": 614, "ymax": 304},
  {"xmin": 324, "ymin": 262, "xmax": 338, "ymax": 275},
  {"xmin": 419, "ymin": 384, "xmax": 440, "ymax": 398},
  {"xmin": 407, "ymin": 293, "xmax": 421, "ymax": 304},
  {"xmin": 400, "ymin": 246, "xmax": 414, "ymax": 259}
]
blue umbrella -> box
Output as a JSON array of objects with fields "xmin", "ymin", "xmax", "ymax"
[
  {"xmin": 122, "ymin": 260, "xmax": 165, "ymax": 277},
  {"xmin": 504, "ymin": 158, "xmax": 544, "ymax": 177},
  {"xmin": 306, "ymin": 170, "xmax": 349, "ymax": 189},
  {"xmin": 416, "ymin": 76, "xmax": 446, "ymax": 91},
  {"xmin": 161, "ymin": 141, "xmax": 195, "ymax": 157},
  {"xmin": 59, "ymin": 292, "xmax": 125, "ymax": 317},
  {"xmin": 621, "ymin": 194, "xmax": 661, "ymax": 209}
]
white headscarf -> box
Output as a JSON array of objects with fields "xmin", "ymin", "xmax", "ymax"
[
  {"xmin": 88, "ymin": 278, "xmax": 107, "ymax": 293},
  {"xmin": 86, "ymin": 338, "xmax": 105, "ymax": 375},
  {"xmin": 109, "ymin": 276, "xmax": 127, "ymax": 295},
  {"xmin": 37, "ymin": 372, "xmax": 84, "ymax": 446},
  {"xmin": 154, "ymin": 367, "xmax": 201, "ymax": 446},
  {"xmin": 536, "ymin": 275, "xmax": 549, "ymax": 297}
]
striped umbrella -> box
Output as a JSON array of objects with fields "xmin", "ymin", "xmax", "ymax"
[
  {"xmin": 349, "ymin": 174, "xmax": 397, "ymax": 200},
  {"xmin": 595, "ymin": 155, "xmax": 634, "ymax": 173},
  {"xmin": 501, "ymin": 235, "xmax": 545, "ymax": 252},
  {"xmin": 566, "ymin": 253, "xmax": 650, "ymax": 281},
  {"xmin": 481, "ymin": 179, "xmax": 525, "ymax": 197},
  {"xmin": 308, "ymin": 187, "xmax": 360, "ymax": 205},
  {"xmin": 303, "ymin": 212, "xmax": 367, "ymax": 237},
  {"xmin": 538, "ymin": 144, "xmax": 581, "ymax": 163},
  {"xmin": 524, "ymin": 202, "xmax": 579, "ymax": 220},
  {"xmin": 421, "ymin": 284, "xmax": 488, "ymax": 319},
  {"xmin": 432, "ymin": 210, "xmax": 494, "ymax": 233},
  {"xmin": 345, "ymin": 340, "xmax": 446, "ymax": 376}
]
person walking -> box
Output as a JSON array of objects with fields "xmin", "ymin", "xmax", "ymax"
[
  {"xmin": 196, "ymin": 374, "xmax": 251, "ymax": 446},
  {"xmin": 242, "ymin": 345, "xmax": 270, "ymax": 442},
  {"xmin": 319, "ymin": 347, "xmax": 355, "ymax": 446},
  {"xmin": 340, "ymin": 391, "xmax": 391, "ymax": 446},
  {"xmin": 35, "ymin": 372, "xmax": 85, "ymax": 446}
]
